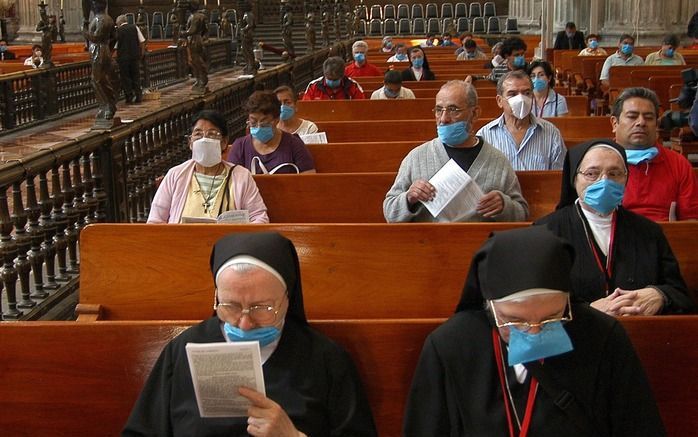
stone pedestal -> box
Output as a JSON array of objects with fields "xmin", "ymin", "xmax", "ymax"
[{"xmin": 16, "ymin": 0, "xmax": 86, "ymax": 43}]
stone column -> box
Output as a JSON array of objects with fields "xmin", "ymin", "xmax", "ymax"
[
  {"xmin": 553, "ymin": 0, "xmax": 590, "ymax": 34},
  {"xmin": 600, "ymin": 0, "xmax": 696, "ymax": 45},
  {"xmin": 17, "ymin": 0, "xmax": 87, "ymax": 43},
  {"xmin": 508, "ymin": 0, "xmax": 541, "ymax": 34}
]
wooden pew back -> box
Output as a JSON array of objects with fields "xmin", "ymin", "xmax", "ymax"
[
  {"xmin": 77, "ymin": 222, "xmax": 698, "ymax": 321},
  {"xmin": 1, "ymin": 317, "xmax": 696, "ymax": 437}
]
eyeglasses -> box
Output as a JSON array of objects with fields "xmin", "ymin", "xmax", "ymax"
[
  {"xmin": 214, "ymin": 301, "xmax": 281, "ymax": 325},
  {"xmin": 491, "ymin": 296, "xmax": 573, "ymax": 332},
  {"xmin": 190, "ymin": 129, "xmax": 223, "ymax": 141},
  {"xmin": 576, "ymin": 168, "xmax": 628, "ymax": 182},
  {"xmin": 246, "ymin": 120, "xmax": 275, "ymax": 129},
  {"xmin": 433, "ymin": 106, "xmax": 465, "ymax": 118}
]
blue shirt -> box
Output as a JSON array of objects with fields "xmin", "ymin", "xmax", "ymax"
[
  {"xmin": 533, "ymin": 89, "xmax": 569, "ymax": 118},
  {"xmin": 475, "ymin": 114, "xmax": 566, "ymax": 170}
]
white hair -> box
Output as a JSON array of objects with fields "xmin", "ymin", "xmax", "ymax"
[{"xmin": 352, "ymin": 40, "xmax": 368, "ymax": 52}]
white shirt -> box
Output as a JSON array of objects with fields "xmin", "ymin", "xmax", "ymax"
[
  {"xmin": 370, "ymin": 86, "xmax": 416, "ymax": 100},
  {"xmin": 579, "ymin": 199, "xmax": 613, "ymax": 256},
  {"xmin": 293, "ymin": 119, "xmax": 319, "ymax": 136},
  {"xmin": 386, "ymin": 55, "xmax": 409, "ymax": 62},
  {"xmin": 23, "ymin": 56, "xmax": 44, "ymax": 68}
]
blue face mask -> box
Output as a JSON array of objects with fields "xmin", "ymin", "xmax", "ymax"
[
  {"xmin": 279, "ymin": 104, "xmax": 295, "ymax": 121},
  {"xmin": 325, "ymin": 78, "xmax": 341, "ymax": 89},
  {"xmin": 621, "ymin": 43, "xmax": 634, "ymax": 55},
  {"xmin": 583, "ymin": 178, "xmax": 625, "ymax": 215},
  {"xmin": 384, "ymin": 86, "xmax": 400, "ymax": 98},
  {"xmin": 625, "ymin": 146, "xmax": 659, "ymax": 165},
  {"xmin": 354, "ymin": 52, "xmax": 366, "ymax": 63},
  {"xmin": 532, "ymin": 77, "xmax": 547, "ymax": 92},
  {"xmin": 224, "ymin": 322, "xmax": 281, "ymax": 347},
  {"xmin": 412, "ymin": 57, "xmax": 424, "ymax": 68},
  {"xmin": 512, "ymin": 55, "xmax": 526, "ymax": 68},
  {"xmin": 507, "ymin": 321, "xmax": 574, "ymax": 366},
  {"xmin": 589, "ymin": 40, "xmax": 599, "ymax": 49},
  {"xmin": 437, "ymin": 121, "xmax": 470, "ymax": 147},
  {"xmin": 0, "ymin": 46, "xmax": 6, "ymax": 52},
  {"xmin": 396, "ymin": 53, "xmax": 407, "ymax": 61},
  {"xmin": 665, "ymin": 48, "xmax": 675, "ymax": 57},
  {"xmin": 250, "ymin": 126, "xmax": 274, "ymax": 143}
]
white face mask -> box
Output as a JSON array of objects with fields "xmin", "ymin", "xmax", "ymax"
[
  {"xmin": 191, "ymin": 137, "xmax": 222, "ymax": 168},
  {"xmin": 507, "ymin": 94, "xmax": 533, "ymax": 120}
]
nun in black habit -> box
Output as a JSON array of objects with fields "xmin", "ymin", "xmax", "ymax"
[
  {"xmin": 123, "ymin": 232, "xmax": 377, "ymax": 437},
  {"xmin": 403, "ymin": 226, "xmax": 666, "ymax": 437},
  {"xmin": 535, "ymin": 139, "xmax": 695, "ymax": 315}
]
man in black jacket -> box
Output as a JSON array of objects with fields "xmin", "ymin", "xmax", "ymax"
[
  {"xmin": 115, "ymin": 14, "xmax": 145, "ymax": 104},
  {"xmin": 553, "ymin": 22, "xmax": 586, "ymax": 50}
]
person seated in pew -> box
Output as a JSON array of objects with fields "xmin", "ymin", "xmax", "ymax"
[
  {"xmin": 421, "ymin": 33, "xmax": 437, "ymax": 48},
  {"xmin": 401, "ymin": 46, "xmax": 436, "ymax": 82},
  {"xmin": 553, "ymin": 21, "xmax": 586, "ymax": 50},
  {"xmin": 610, "ymin": 87, "xmax": 698, "ymax": 220},
  {"xmin": 644, "ymin": 34, "xmax": 686, "ymax": 66},
  {"xmin": 386, "ymin": 43, "xmax": 408, "ymax": 62},
  {"xmin": 0, "ymin": 39, "xmax": 16, "ymax": 60},
  {"xmin": 441, "ymin": 33, "xmax": 456, "ymax": 47},
  {"xmin": 487, "ymin": 36, "xmax": 528, "ymax": 83},
  {"xmin": 344, "ymin": 40, "xmax": 383, "ymax": 78},
  {"xmin": 123, "ymin": 232, "xmax": 378, "ymax": 437},
  {"xmin": 599, "ymin": 34, "xmax": 644, "ymax": 88},
  {"xmin": 476, "ymin": 70, "xmax": 566, "ymax": 170},
  {"xmin": 456, "ymin": 39, "xmax": 487, "ymax": 61},
  {"xmin": 380, "ymin": 35, "xmax": 394, "ymax": 54},
  {"xmin": 229, "ymin": 91, "xmax": 316, "ymax": 174},
  {"xmin": 383, "ymin": 80, "xmax": 528, "ymax": 223},
  {"xmin": 528, "ymin": 60, "xmax": 569, "ymax": 117},
  {"xmin": 274, "ymin": 85, "xmax": 319, "ymax": 136},
  {"xmin": 486, "ymin": 41, "xmax": 505, "ymax": 69},
  {"xmin": 454, "ymin": 32, "xmax": 474, "ymax": 56},
  {"xmin": 535, "ymin": 139, "xmax": 696, "ymax": 316},
  {"xmin": 403, "ymin": 226, "xmax": 666, "ymax": 436},
  {"xmin": 578, "ymin": 34, "xmax": 607, "ymax": 56},
  {"xmin": 23, "ymin": 44, "xmax": 44, "ymax": 68},
  {"xmin": 147, "ymin": 109, "xmax": 269, "ymax": 224},
  {"xmin": 370, "ymin": 70, "xmax": 415, "ymax": 100},
  {"xmin": 302, "ymin": 56, "xmax": 365, "ymax": 100}
]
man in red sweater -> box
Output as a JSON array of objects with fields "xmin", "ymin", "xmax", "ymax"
[
  {"xmin": 303, "ymin": 56, "xmax": 365, "ymax": 100},
  {"xmin": 612, "ymin": 87, "xmax": 698, "ymax": 221},
  {"xmin": 344, "ymin": 40, "xmax": 383, "ymax": 78}
]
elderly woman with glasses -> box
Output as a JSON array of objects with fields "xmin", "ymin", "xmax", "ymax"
[
  {"xmin": 404, "ymin": 226, "xmax": 666, "ymax": 436},
  {"xmin": 229, "ymin": 91, "xmax": 316, "ymax": 174},
  {"xmin": 147, "ymin": 109, "xmax": 269, "ymax": 223},
  {"xmin": 535, "ymin": 139, "xmax": 695, "ymax": 315},
  {"xmin": 123, "ymin": 232, "xmax": 378, "ymax": 437}
]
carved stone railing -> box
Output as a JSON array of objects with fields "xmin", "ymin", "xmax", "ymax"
[{"xmin": 0, "ymin": 44, "xmax": 344, "ymax": 320}]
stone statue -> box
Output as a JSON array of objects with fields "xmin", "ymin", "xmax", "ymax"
[
  {"xmin": 282, "ymin": 9, "xmax": 294, "ymax": 58},
  {"xmin": 168, "ymin": 9, "xmax": 180, "ymax": 43},
  {"xmin": 85, "ymin": 0, "xmax": 119, "ymax": 128},
  {"xmin": 241, "ymin": 11, "xmax": 258, "ymax": 74},
  {"xmin": 58, "ymin": 10, "xmax": 66, "ymax": 43},
  {"xmin": 320, "ymin": 11, "xmax": 330, "ymax": 47},
  {"xmin": 181, "ymin": 0, "xmax": 209, "ymax": 94},
  {"xmin": 136, "ymin": 6, "xmax": 148, "ymax": 42},
  {"xmin": 305, "ymin": 12, "xmax": 316, "ymax": 52},
  {"xmin": 36, "ymin": 2, "xmax": 54, "ymax": 67}
]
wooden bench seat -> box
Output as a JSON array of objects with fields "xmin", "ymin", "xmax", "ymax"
[
  {"xmin": 76, "ymin": 221, "xmax": 698, "ymax": 321},
  {"xmin": 1, "ymin": 317, "xmax": 696, "ymax": 436}
]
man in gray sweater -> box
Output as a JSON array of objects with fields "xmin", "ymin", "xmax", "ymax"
[{"xmin": 383, "ymin": 81, "xmax": 529, "ymax": 222}]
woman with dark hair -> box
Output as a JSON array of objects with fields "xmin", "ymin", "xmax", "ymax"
[
  {"xmin": 274, "ymin": 85, "xmax": 318, "ymax": 136},
  {"xmin": 228, "ymin": 91, "xmax": 316, "ymax": 174},
  {"xmin": 527, "ymin": 60, "xmax": 568, "ymax": 117},
  {"xmin": 400, "ymin": 46, "xmax": 436, "ymax": 82},
  {"xmin": 535, "ymin": 139, "xmax": 695, "ymax": 315},
  {"xmin": 123, "ymin": 232, "xmax": 378, "ymax": 436},
  {"xmin": 148, "ymin": 109, "xmax": 269, "ymax": 223}
]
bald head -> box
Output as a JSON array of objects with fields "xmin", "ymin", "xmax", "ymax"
[{"xmin": 437, "ymin": 80, "xmax": 478, "ymax": 109}]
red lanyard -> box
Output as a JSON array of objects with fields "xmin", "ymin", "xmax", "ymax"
[
  {"xmin": 584, "ymin": 211, "xmax": 617, "ymax": 294},
  {"xmin": 492, "ymin": 330, "xmax": 539, "ymax": 437}
]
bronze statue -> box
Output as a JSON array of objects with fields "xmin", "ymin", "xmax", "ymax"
[
  {"xmin": 36, "ymin": 2, "xmax": 54, "ymax": 67},
  {"xmin": 333, "ymin": 0, "xmax": 341, "ymax": 41},
  {"xmin": 168, "ymin": 9, "xmax": 180, "ymax": 43},
  {"xmin": 320, "ymin": 10, "xmax": 330, "ymax": 47},
  {"xmin": 352, "ymin": 7, "xmax": 361, "ymax": 38},
  {"xmin": 136, "ymin": 6, "xmax": 148, "ymax": 42},
  {"xmin": 58, "ymin": 10, "xmax": 66, "ymax": 43},
  {"xmin": 220, "ymin": 9, "xmax": 232, "ymax": 38},
  {"xmin": 85, "ymin": 0, "xmax": 119, "ymax": 127},
  {"xmin": 241, "ymin": 11, "xmax": 258, "ymax": 74},
  {"xmin": 175, "ymin": 0, "xmax": 190, "ymax": 38},
  {"xmin": 305, "ymin": 12, "xmax": 316, "ymax": 52},
  {"xmin": 281, "ymin": 9, "xmax": 294, "ymax": 58},
  {"xmin": 181, "ymin": 0, "xmax": 209, "ymax": 94},
  {"xmin": 344, "ymin": 10, "xmax": 352, "ymax": 38}
]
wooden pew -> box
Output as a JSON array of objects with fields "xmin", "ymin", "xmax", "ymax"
[
  {"xmin": 315, "ymin": 116, "xmax": 613, "ymax": 143},
  {"xmin": 76, "ymin": 221, "xmax": 698, "ymax": 321},
  {"xmin": 298, "ymin": 96, "xmax": 589, "ymax": 120},
  {"xmin": 355, "ymin": 78, "xmax": 497, "ymax": 90},
  {"xmin": 608, "ymin": 65, "xmax": 689, "ymax": 91},
  {"xmin": 2, "ymin": 317, "xmax": 696, "ymax": 437}
]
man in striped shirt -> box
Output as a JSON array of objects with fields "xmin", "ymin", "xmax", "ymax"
[{"xmin": 476, "ymin": 70, "xmax": 566, "ymax": 170}]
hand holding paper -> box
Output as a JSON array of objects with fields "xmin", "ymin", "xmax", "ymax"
[
  {"xmin": 407, "ymin": 179, "xmax": 436, "ymax": 206},
  {"xmin": 239, "ymin": 387, "xmax": 302, "ymax": 437},
  {"xmin": 420, "ymin": 159, "xmax": 484, "ymax": 221}
]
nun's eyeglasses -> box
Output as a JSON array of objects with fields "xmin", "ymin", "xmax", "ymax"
[
  {"xmin": 214, "ymin": 302, "xmax": 280, "ymax": 325},
  {"xmin": 577, "ymin": 168, "xmax": 627, "ymax": 182},
  {"xmin": 491, "ymin": 296, "xmax": 573, "ymax": 332}
]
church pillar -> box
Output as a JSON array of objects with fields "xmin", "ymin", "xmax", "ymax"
[
  {"xmin": 600, "ymin": 0, "xmax": 695, "ymax": 45},
  {"xmin": 553, "ymin": 0, "xmax": 590, "ymax": 33},
  {"xmin": 17, "ymin": 0, "xmax": 88, "ymax": 43},
  {"xmin": 508, "ymin": 0, "xmax": 541, "ymax": 34}
]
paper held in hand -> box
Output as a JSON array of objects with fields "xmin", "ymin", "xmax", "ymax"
[
  {"xmin": 420, "ymin": 159, "xmax": 484, "ymax": 221},
  {"xmin": 186, "ymin": 341, "xmax": 266, "ymax": 417},
  {"xmin": 299, "ymin": 132, "xmax": 328, "ymax": 144}
]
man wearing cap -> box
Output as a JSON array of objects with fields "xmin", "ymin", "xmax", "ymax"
[
  {"xmin": 344, "ymin": 40, "xmax": 383, "ymax": 78},
  {"xmin": 403, "ymin": 226, "xmax": 665, "ymax": 436},
  {"xmin": 124, "ymin": 232, "xmax": 377, "ymax": 436}
]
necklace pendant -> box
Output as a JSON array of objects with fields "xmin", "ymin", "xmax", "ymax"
[{"xmin": 203, "ymin": 201, "xmax": 211, "ymax": 213}]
